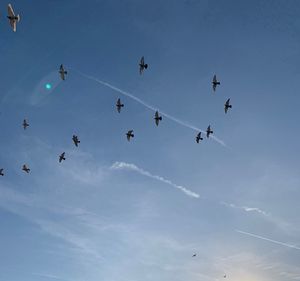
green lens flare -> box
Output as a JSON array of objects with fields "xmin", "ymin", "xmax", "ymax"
[{"xmin": 45, "ymin": 83, "xmax": 52, "ymax": 90}]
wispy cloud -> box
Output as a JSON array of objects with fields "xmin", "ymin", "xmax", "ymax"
[
  {"xmin": 221, "ymin": 202, "xmax": 269, "ymax": 216},
  {"xmin": 72, "ymin": 69, "xmax": 226, "ymax": 147},
  {"xmin": 32, "ymin": 273, "xmax": 76, "ymax": 281},
  {"xmin": 110, "ymin": 161, "xmax": 200, "ymax": 199},
  {"xmin": 236, "ymin": 230, "xmax": 300, "ymax": 251},
  {"xmin": 0, "ymin": 184, "xmax": 105, "ymax": 264}
]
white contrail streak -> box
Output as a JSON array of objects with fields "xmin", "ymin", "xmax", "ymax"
[
  {"xmin": 110, "ymin": 161, "xmax": 200, "ymax": 199},
  {"xmin": 32, "ymin": 273, "xmax": 72, "ymax": 281},
  {"xmin": 72, "ymin": 69, "xmax": 226, "ymax": 147},
  {"xmin": 236, "ymin": 230, "xmax": 300, "ymax": 251},
  {"xmin": 221, "ymin": 202, "xmax": 269, "ymax": 217}
]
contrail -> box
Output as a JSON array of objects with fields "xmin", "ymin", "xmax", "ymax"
[
  {"xmin": 221, "ymin": 202, "xmax": 269, "ymax": 217},
  {"xmin": 236, "ymin": 230, "xmax": 300, "ymax": 251},
  {"xmin": 110, "ymin": 161, "xmax": 200, "ymax": 199},
  {"xmin": 32, "ymin": 273, "xmax": 71, "ymax": 281},
  {"xmin": 71, "ymin": 69, "xmax": 226, "ymax": 147}
]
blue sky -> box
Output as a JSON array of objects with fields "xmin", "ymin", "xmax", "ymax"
[{"xmin": 0, "ymin": 1, "xmax": 299, "ymax": 280}]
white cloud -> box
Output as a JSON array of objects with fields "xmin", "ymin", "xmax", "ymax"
[
  {"xmin": 110, "ymin": 161, "xmax": 200, "ymax": 198},
  {"xmin": 221, "ymin": 201, "xmax": 269, "ymax": 217}
]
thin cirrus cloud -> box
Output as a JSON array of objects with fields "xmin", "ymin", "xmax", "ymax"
[
  {"xmin": 71, "ymin": 69, "xmax": 226, "ymax": 147},
  {"xmin": 110, "ymin": 162, "xmax": 291, "ymax": 232},
  {"xmin": 236, "ymin": 230, "xmax": 300, "ymax": 251},
  {"xmin": 220, "ymin": 202, "xmax": 269, "ymax": 217},
  {"xmin": 110, "ymin": 161, "xmax": 200, "ymax": 199},
  {"xmin": 32, "ymin": 273, "xmax": 77, "ymax": 281}
]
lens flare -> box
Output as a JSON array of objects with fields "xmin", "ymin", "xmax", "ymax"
[{"xmin": 45, "ymin": 83, "xmax": 52, "ymax": 90}]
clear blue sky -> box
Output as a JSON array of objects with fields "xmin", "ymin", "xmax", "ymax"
[{"xmin": 0, "ymin": 1, "xmax": 299, "ymax": 281}]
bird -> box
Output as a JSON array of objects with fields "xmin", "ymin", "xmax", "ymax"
[
  {"xmin": 72, "ymin": 135, "xmax": 80, "ymax": 147},
  {"xmin": 7, "ymin": 4, "xmax": 20, "ymax": 32},
  {"xmin": 139, "ymin": 56, "xmax": 148, "ymax": 74},
  {"xmin": 0, "ymin": 169, "xmax": 4, "ymax": 176},
  {"xmin": 23, "ymin": 119, "xmax": 29, "ymax": 130},
  {"xmin": 154, "ymin": 111, "xmax": 162, "ymax": 126},
  {"xmin": 212, "ymin": 74, "xmax": 220, "ymax": 91},
  {"xmin": 224, "ymin": 98, "xmax": 232, "ymax": 114},
  {"xmin": 196, "ymin": 132, "xmax": 203, "ymax": 143},
  {"xmin": 59, "ymin": 64, "xmax": 67, "ymax": 80},
  {"xmin": 206, "ymin": 125, "xmax": 213, "ymax": 138},
  {"xmin": 116, "ymin": 98, "xmax": 124, "ymax": 113},
  {"xmin": 126, "ymin": 130, "xmax": 134, "ymax": 141},
  {"xmin": 59, "ymin": 152, "xmax": 66, "ymax": 163},
  {"xmin": 22, "ymin": 164, "xmax": 30, "ymax": 173}
]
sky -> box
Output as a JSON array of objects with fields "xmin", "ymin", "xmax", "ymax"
[{"xmin": 0, "ymin": 0, "xmax": 299, "ymax": 280}]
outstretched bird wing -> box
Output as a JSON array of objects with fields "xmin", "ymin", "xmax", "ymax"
[
  {"xmin": 213, "ymin": 74, "xmax": 217, "ymax": 83},
  {"xmin": 8, "ymin": 4, "xmax": 15, "ymax": 17},
  {"xmin": 60, "ymin": 65, "xmax": 65, "ymax": 80}
]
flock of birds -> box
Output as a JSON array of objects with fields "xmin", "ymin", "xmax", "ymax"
[
  {"xmin": 0, "ymin": 56, "xmax": 232, "ymax": 177},
  {"xmin": 1, "ymin": 4, "xmax": 231, "ymax": 277},
  {"xmin": 0, "ymin": 3, "xmax": 233, "ymax": 177},
  {"xmin": 121, "ymin": 60, "xmax": 231, "ymax": 143},
  {"xmin": 60, "ymin": 61, "xmax": 232, "ymax": 145}
]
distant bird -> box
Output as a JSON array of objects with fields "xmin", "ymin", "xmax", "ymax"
[
  {"xmin": 116, "ymin": 98, "xmax": 124, "ymax": 113},
  {"xmin": 224, "ymin": 98, "xmax": 232, "ymax": 114},
  {"xmin": 22, "ymin": 164, "xmax": 30, "ymax": 173},
  {"xmin": 126, "ymin": 130, "xmax": 134, "ymax": 141},
  {"xmin": 7, "ymin": 4, "xmax": 20, "ymax": 32},
  {"xmin": 59, "ymin": 152, "xmax": 66, "ymax": 163},
  {"xmin": 72, "ymin": 135, "xmax": 80, "ymax": 147},
  {"xmin": 139, "ymin": 56, "xmax": 148, "ymax": 74},
  {"xmin": 0, "ymin": 169, "xmax": 4, "ymax": 176},
  {"xmin": 23, "ymin": 119, "xmax": 29, "ymax": 130},
  {"xmin": 223, "ymin": 274, "xmax": 227, "ymax": 278},
  {"xmin": 59, "ymin": 64, "xmax": 67, "ymax": 80},
  {"xmin": 196, "ymin": 132, "xmax": 203, "ymax": 143},
  {"xmin": 154, "ymin": 111, "xmax": 162, "ymax": 126},
  {"xmin": 206, "ymin": 125, "xmax": 213, "ymax": 138},
  {"xmin": 192, "ymin": 253, "xmax": 197, "ymax": 257},
  {"xmin": 212, "ymin": 74, "xmax": 220, "ymax": 92}
]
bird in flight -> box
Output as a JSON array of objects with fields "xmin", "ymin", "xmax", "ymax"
[
  {"xmin": 154, "ymin": 111, "xmax": 162, "ymax": 126},
  {"xmin": 139, "ymin": 56, "xmax": 148, "ymax": 75},
  {"xmin": 7, "ymin": 4, "xmax": 20, "ymax": 32},
  {"xmin": 224, "ymin": 98, "xmax": 232, "ymax": 114},
  {"xmin": 59, "ymin": 64, "xmax": 67, "ymax": 80},
  {"xmin": 0, "ymin": 169, "xmax": 4, "ymax": 176},
  {"xmin": 126, "ymin": 130, "xmax": 134, "ymax": 141},
  {"xmin": 59, "ymin": 152, "xmax": 66, "ymax": 163},
  {"xmin": 212, "ymin": 74, "xmax": 220, "ymax": 92},
  {"xmin": 23, "ymin": 119, "xmax": 29, "ymax": 130},
  {"xmin": 72, "ymin": 135, "xmax": 80, "ymax": 147},
  {"xmin": 206, "ymin": 125, "xmax": 213, "ymax": 138},
  {"xmin": 196, "ymin": 132, "xmax": 203, "ymax": 143},
  {"xmin": 116, "ymin": 98, "xmax": 124, "ymax": 113},
  {"xmin": 22, "ymin": 164, "xmax": 30, "ymax": 173}
]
